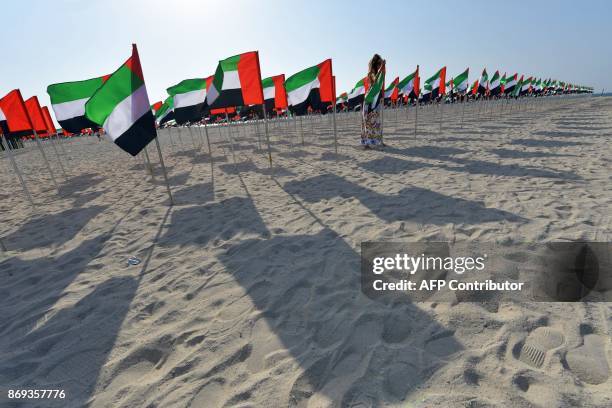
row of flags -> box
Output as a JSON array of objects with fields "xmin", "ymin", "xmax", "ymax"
[
  {"xmin": 0, "ymin": 91, "xmax": 62, "ymax": 140},
  {"xmin": 341, "ymin": 66, "xmax": 593, "ymax": 109},
  {"xmin": 2, "ymin": 46, "xmax": 593, "ymax": 158}
]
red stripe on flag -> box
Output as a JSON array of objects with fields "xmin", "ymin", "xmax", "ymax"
[
  {"xmin": 126, "ymin": 44, "xmax": 145, "ymax": 81},
  {"xmin": 316, "ymin": 59, "xmax": 333, "ymax": 102},
  {"xmin": 0, "ymin": 89, "xmax": 33, "ymax": 132},
  {"xmin": 414, "ymin": 66, "xmax": 420, "ymax": 97},
  {"xmin": 205, "ymin": 75, "xmax": 214, "ymax": 91},
  {"xmin": 439, "ymin": 67, "xmax": 447, "ymax": 95},
  {"xmin": 272, "ymin": 74, "xmax": 288, "ymax": 109},
  {"xmin": 41, "ymin": 106, "xmax": 56, "ymax": 134},
  {"xmin": 237, "ymin": 51, "xmax": 264, "ymax": 105},
  {"xmin": 24, "ymin": 96, "xmax": 47, "ymax": 133}
]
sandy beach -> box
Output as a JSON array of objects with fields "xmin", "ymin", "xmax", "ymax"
[{"xmin": 1, "ymin": 95, "xmax": 611, "ymax": 407}]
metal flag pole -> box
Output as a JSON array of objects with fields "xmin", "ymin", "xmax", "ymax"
[
  {"xmin": 48, "ymin": 131, "xmax": 67, "ymax": 179},
  {"xmin": 414, "ymin": 98, "xmax": 418, "ymax": 140},
  {"xmin": 142, "ymin": 146, "xmax": 156, "ymax": 181},
  {"xmin": 203, "ymin": 119, "xmax": 214, "ymax": 191},
  {"xmin": 224, "ymin": 111, "xmax": 238, "ymax": 164},
  {"xmin": 299, "ymin": 115, "xmax": 304, "ymax": 145},
  {"xmin": 254, "ymin": 115, "xmax": 262, "ymax": 151},
  {"xmin": 262, "ymin": 106, "xmax": 273, "ymax": 172},
  {"xmin": 153, "ymin": 134, "xmax": 174, "ymax": 205},
  {"xmin": 331, "ymin": 75, "xmax": 338, "ymax": 159},
  {"xmin": 167, "ymin": 126, "xmax": 175, "ymax": 153},
  {"xmin": 1, "ymin": 135, "xmax": 35, "ymax": 209},
  {"xmin": 32, "ymin": 130, "xmax": 59, "ymax": 191},
  {"xmin": 177, "ymin": 126, "xmax": 185, "ymax": 150},
  {"xmin": 438, "ymin": 94, "xmax": 444, "ymax": 134},
  {"xmin": 188, "ymin": 125, "xmax": 197, "ymax": 150},
  {"xmin": 460, "ymin": 95, "xmax": 467, "ymax": 129}
]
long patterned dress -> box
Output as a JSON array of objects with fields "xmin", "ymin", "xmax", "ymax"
[{"xmin": 361, "ymin": 94, "xmax": 383, "ymax": 146}]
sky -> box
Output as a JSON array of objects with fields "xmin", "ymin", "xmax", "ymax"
[{"xmin": 2, "ymin": 0, "xmax": 611, "ymax": 125}]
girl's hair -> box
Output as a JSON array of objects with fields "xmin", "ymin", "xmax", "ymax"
[{"xmin": 368, "ymin": 54, "xmax": 383, "ymax": 83}]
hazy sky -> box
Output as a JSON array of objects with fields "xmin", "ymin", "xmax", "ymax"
[{"xmin": 2, "ymin": 0, "xmax": 610, "ymax": 125}]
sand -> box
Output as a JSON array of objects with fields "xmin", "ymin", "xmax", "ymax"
[{"xmin": 0, "ymin": 95, "xmax": 611, "ymax": 407}]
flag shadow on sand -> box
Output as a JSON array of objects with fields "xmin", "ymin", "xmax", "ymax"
[
  {"xmin": 216, "ymin": 228, "xmax": 465, "ymax": 406},
  {"xmin": 0, "ymin": 233, "xmax": 136, "ymax": 408},
  {"xmin": 283, "ymin": 173, "xmax": 525, "ymax": 225},
  {"xmin": 2, "ymin": 205, "xmax": 107, "ymax": 252},
  {"xmin": 152, "ymin": 194, "xmax": 466, "ymax": 404}
]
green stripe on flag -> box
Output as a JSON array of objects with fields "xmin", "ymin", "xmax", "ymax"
[
  {"xmin": 365, "ymin": 71, "xmax": 384, "ymax": 104},
  {"xmin": 398, "ymin": 71, "xmax": 415, "ymax": 89},
  {"xmin": 167, "ymin": 78, "xmax": 206, "ymax": 96},
  {"xmin": 85, "ymin": 63, "xmax": 144, "ymax": 126},
  {"xmin": 285, "ymin": 65, "xmax": 320, "ymax": 93},
  {"xmin": 47, "ymin": 76, "xmax": 106, "ymax": 104},
  {"xmin": 262, "ymin": 77, "xmax": 274, "ymax": 89}
]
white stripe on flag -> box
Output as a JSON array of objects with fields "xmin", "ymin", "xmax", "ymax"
[
  {"xmin": 51, "ymin": 97, "xmax": 89, "ymax": 121},
  {"xmin": 287, "ymin": 78, "xmax": 319, "ymax": 106},
  {"xmin": 222, "ymin": 70, "xmax": 241, "ymax": 90},
  {"xmin": 263, "ymin": 86, "xmax": 275, "ymax": 100},
  {"xmin": 0, "ymin": 107, "xmax": 6, "ymax": 121},
  {"xmin": 103, "ymin": 84, "xmax": 150, "ymax": 142},
  {"xmin": 400, "ymin": 80, "xmax": 414, "ymax": 95},
  {"xmin": 348, "ymin": 85, "xmax": 365, "ymax": 99},
  {"xmin": 174, "ymin": 88, "xmax": 207, "ymax": 109}
]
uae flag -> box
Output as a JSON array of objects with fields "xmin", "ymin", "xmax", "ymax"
[
  {"xmin": 262, "ymin": 74, "xmax": 288, "ymax": 112},
  {"xmin": 513, "ymin": 75, "xmax": 524, "ymax": 97},
  {"xmin": 156, "ymin": 96, "xmax": 175, "ymax": 125},
  {"xmin": 336, "ymin": 92, "xmax": 348, "ymax": 106},
  {"xmin": 347, "ymin": 77, "xmax": 369, "ymax": 110},
  {"xmin": 445, "ymin": 78, "xmax": 454, "ymax": 95},
  {"xmin": 384, "ymin": 77, "xmax": 399, "ymax": 101},
  {"xmin": 364, "ymin": 69, "xmax": 385, "ymax": 110},
  {"xmin": 478, "ymin": 69, "xmax": 489, "ymax": 95},
  {"xmin": 422, "ymin": 66, "xmax": 446, "ymax": 102},
  {"xmin": 397, "ymin": 66, "xmax": 420, "ymax": 99},
  {"xmin": 0, "ymin": 89, "xmax": 33, "ymax": 137},
  {"xmin": 520, "ymin": 77, "xmax": 532, "ymax": 95},
  {"xmin": 47, "ymin": 75, "xmax": 109, "ymax": 133},
  {"xmin": 499, "ymin": 73, "xmax": 507, "ymax": 93},
  {"xmin": 85, "ymin": 44, "xmax": 156, "ymax": 156},
  {"xmin": 25, "ymin": 96, "xmax": 49, "ymax": 135},
  {"xmin": 167, "ymin": 76, "xmax": 213, "ymax": 124},
  {"xmin": 453, "ymin": 68, "xmax": 469, "ymax": 93},
  {"xmin": 469, "ymin": 79, "xmax": 479, "ymax": 95},
  {"xmin": 489, "ymin": 71, "xmax": 502, "ymax": 96},
  {"xmin": 504, "ymin": 73, "xmax": 518, "ymax": 95},
  {"xmin": 151, "ymin": 101, "xmax": 163, "ymax": 116},
  {"xmin": 206, "ymin": 51, "xmax": 264, "ymax": 110},
  {"xmin": 285, "ymin": 59, "xmax": 333, "ymax": 115},
  {"xmin": 533, "ymin": 78, "xmax": 543, "ymax": 93},
  {"xmin": 41, "ymin": 106, "xmax": 57, "ymax": 134}
]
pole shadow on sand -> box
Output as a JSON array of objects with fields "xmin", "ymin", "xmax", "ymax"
[{"xmin": 151, "ymin": 192, "xmax": 466, "ymax": 406}]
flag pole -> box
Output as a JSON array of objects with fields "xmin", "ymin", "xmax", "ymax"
[
  {"xmin": 414, "ymin": 97, "xmax": 418, "ymax": 140},
  {"xmin": 460, "ymin": 93, "xmax": 467, "ymax": 129},
  {"xmin": 142, "ymin": 146, "xmax": 156, "ymax": 181},
  {"xmin": 224, "ymin": 110, "xmax": 238, "ymax": 164},
  {"xmin": 48, "ymin": 131, "xmax": 67, "ymax": 179},
  {"xmin": 153, "ymin": 134, "xmax": 173, "ymax": 205},
  {"xmin": 331, "ymin": 75, "xmax": 338, "ymax": 160},
  {"xmin": 203, "ymin": 119, "xmax": 214, "ymax": 192},
  {"xmin": 32, "ymin": 130, "xmax": 60, "ymax": 191},
  {"xmin": 438, "ymin": 96, "xmax": 444, "ymax": 134},
  {"xmin": 1, "ymin": 135, "xmax": 35, "ymax": 209},
  {"xmin": 262, "ymin": 106, "xmax": 273, "ymax": 171}
]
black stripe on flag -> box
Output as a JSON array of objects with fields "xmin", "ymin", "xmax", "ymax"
[{"xmin": 114, "ymin": 110, "xmax": 156, "ymax": 156}]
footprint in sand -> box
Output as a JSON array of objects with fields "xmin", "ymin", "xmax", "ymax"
[
  {"xmin": 566, "ymin": 334, "xmax": 610, "ymax": 385},
  {"xmin": 516, "ymin": 327, "xmax": 564, "ymax": 368}
]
